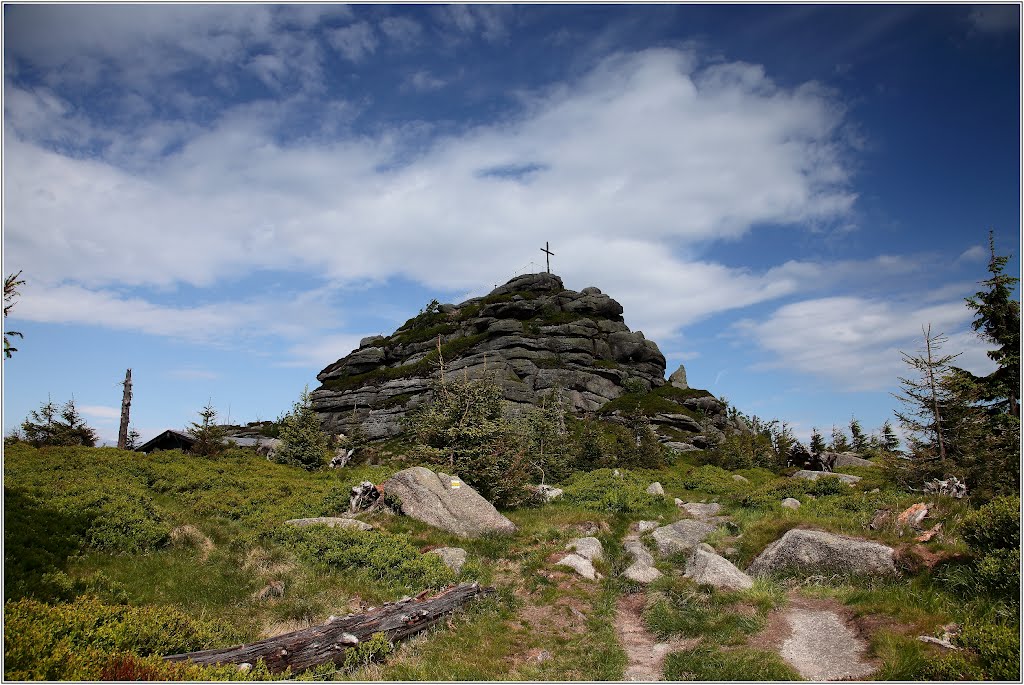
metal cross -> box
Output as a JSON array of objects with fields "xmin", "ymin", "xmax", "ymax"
[{"xmin": 540, "ymin": 241, "xmax": 554, "ymax": 274}]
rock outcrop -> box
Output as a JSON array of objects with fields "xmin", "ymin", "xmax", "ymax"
[
  {"xmin": 380, "ymin": 467, "xmax": 516, "ymax": 538},
  {"xmin": 313, "ymin": 273, "xmax": 668, "ymax": 438},
  {"xmin": 311, "ymin": 273, "xmax": 738, "ymax": 444},
  {"xmin": 747, "ymin": 529, "xmax": 897, "ymax": 578},
  {"xmin": 651, "ymin": 519, "xmax": 719, "ymax": 556}
]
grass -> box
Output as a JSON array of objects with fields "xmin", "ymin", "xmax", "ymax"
[
  {"xmin": 663, "ymin": 645, "xmax": 802, "ymax": 681},
  {"xmin": 5, "ymin": 442, "xmax": 1019, "ymax": 681}
]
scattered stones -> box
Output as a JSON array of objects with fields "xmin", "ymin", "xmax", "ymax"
[
  {"xmin": 681, "ymin": 502, "xmax": 722, "ymax": 519},
  {"xmin": 791, "ymin": 470, "xmax": 861, "ymax": 485},
  {"xmin": 557, "ymin": 554, "xmax": 601, "ymax": 580},
  {"xmin": 646, "ymin": 482, "xmax": 665, "ymax": 496},
  {"xmin": 427, "ymin": 547, "xmax": 467, "ymax": 573},
  {"xmin": 780, "ymin": 608, "xmax": 876, "ymax": 680},
  {"xmin": 567, "ymin": 536, "xmax": 604, "ymax": 562},
  {"xmin": 651, "ymin": 519, "xmax": 719, "ymax": 556},
  {"xmin": 781, "ymin": 498, "xmax": 801, "ymax": 510},
  {"xmin": 684, "ymin": 547, "xmax": 754, "ymax": 591},
  {"xmin": 623, "ymin": 539, "xmax": 662, "ymax": 584},
  {"xmin": 285, "ymin": 517, "xmax": 374, "ymax": 531},
  {"xmin": 897, "ymin": 503, "xmax": 928, "ymax": 528},
  {"xmin": 747, "ymin": 529, "xmax": 897, "ymax": 579},
  {"xmin": 380, "ymin": 467, "xmax": 517, "ymax": 538}
]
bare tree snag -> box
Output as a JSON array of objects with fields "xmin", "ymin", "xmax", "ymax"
[
  {"xmin": 164, "ymin": 582, "xmax": 493, "ymax": 674},
  {"xmin": 117, "ymin": 369, "xmax": 132, "ymax": 450}
]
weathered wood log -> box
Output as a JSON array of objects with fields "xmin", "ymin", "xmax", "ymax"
[{"xmin": 164, "ymin": 582, "xmax": 493, "ymax": 674}]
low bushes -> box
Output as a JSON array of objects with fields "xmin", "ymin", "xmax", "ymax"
[
  {"xmin": 3, "ymin": 596, "xmax": 236, "ymax": 680},
  {"xmin": 560, "ymin": 469, "xmax": 663, "ymax": 514}
]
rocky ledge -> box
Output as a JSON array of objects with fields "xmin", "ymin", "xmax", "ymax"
[{"xmin": 311, "ymin": 272, "xmax": 733, "ymax": 442}]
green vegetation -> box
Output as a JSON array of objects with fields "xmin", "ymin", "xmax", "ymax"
[
  {"xmin": 662, "ymin": 645, "xmax": 801, "ymax": 681},
  {"xmin": 4, "ymin": 270, "xmax": 24, "ymax": 358},
  {"xmin": 12, "ymin": 397, "xmax": 98, "ymax": 447},
  {"xmin": 274, "ymin": 387, "xmax": 333, "ymax": 469}
]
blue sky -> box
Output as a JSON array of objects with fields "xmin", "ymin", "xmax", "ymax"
[{"xmin": 3, "ymin": 3, "xmax": 1020, "ymax": 447}]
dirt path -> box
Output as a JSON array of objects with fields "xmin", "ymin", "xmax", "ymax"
[{"xmin": 614, "ymin": 593, "xmax": 694, "ymax": 681}]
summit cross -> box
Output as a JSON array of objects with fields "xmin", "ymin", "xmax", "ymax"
[{"xmin": 540, "ymin": 241, "xmax": 555, "ymax": 274}]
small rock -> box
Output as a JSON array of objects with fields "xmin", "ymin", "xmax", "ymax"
[
  {"xmin": 682, "ymin": 502, "xmax": 722, "ymax": 519},
  {"xmin": 253, "ymin": 580, "xmax": 285, "ymax": 601},
  {"xmin": 535, "ymin": 650, "xmax": 552, "ymax": 663},
  {"xmin": 917, "ymin": 635, "xmax": 959, "ymax": 650},
  {"xmin": 636, "ymin": 520, "xmax": 659, "ymax": 533},
  {"xmin": 531, "ymin": 484, "xmax": 564, "ymax": 502},
  {"xmin": 427, "ymin": 547, "xmax": 467, "ymax": 573},
  {"xmin": 732, "ymin": 474, "xmax": 750, "ymax": 483},
  {"xmin": 698, "ymin": 542, "xmax": 715, "ymax": 553},
  {"xmin": 915, "ymin": 523, "xmax": 942, "ymax": 543},
  {"xmin": 623, "ymin": 539, "xmax": 662, "ymax": 584},
  {"xmin": 556, "ymin": 553, "xmax": 601, "ymax": 580},
  {"xmin": 897, "ymin": 503, "xmax": 928, "ymax": 528},
  {"xmin": 646, "ymin": 482, "xmax": 665, "ymax": 496},
  {"xmin": 674, "ymin": 497, "xmax": 684, "ymax": 506},
  {"xmin": 781, "ymin": 497, "xmax": 801, "ymax": 510},
  {"xmin": 238, "ymin": 663, "xmax": 253, "ymax": 673},
  {"xmin": 870, "ymin": 488, "xmax": 880, "ymax": 493},
  {"xmin": 869, "ymin": 509, "xmax": 891, "ymax": 530},
  {"xmin": 567, "ymin": 536, "xmax": 604, "ymax": 562},
  {"xmin": 669, "ymin": 364, "xmax": 689, "ymax": 389}
]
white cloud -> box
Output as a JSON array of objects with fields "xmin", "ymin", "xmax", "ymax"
[
  {"xmin": 957, "ymin": 244, "xmax": 987, "ymax": 263},
  {"xmin": 281, "ymin": 334, "xmax": 368, "ymax": 370},
  {"xmin": 406, "ymin": 70, "xmax": 448, "ymax": 92},
  {"xmin": 736, "ymin": 295, "xmax": 997, "ymax": 391},
  {"xmin": 6, "ymin": 48, "xmax": 861, "ymax": 364},
  {"xmin": 436, "ymin": 5, "xmax": 512, "ymax": 42},
  {"xmin": 327, "ymin": 22, "xmax": 379, "ymax": 62},
  {"xmin": 379, "ymin": 16, "xmax": 424, "ymax": 45},
  {"xmin": 79, "ymin": 404, "xmax": 121, "ymax": 421}
]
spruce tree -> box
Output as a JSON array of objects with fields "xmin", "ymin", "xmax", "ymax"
[
  {"xmin": 829, "ymin": 425, "xmax": 850, "ymax": 452},
  {"xmin": 809, "ymin": 427, "xmax": 826, "ymax": 457},
  {"xmin": 276, "ymin": 387, "xmax": 332, "ymax": 470},
  {"xmin": 849, "ymin": 417, "xmax": 868, "ymax": 452},
  {"xmin": 965, "ymin": 231, "xmax": 1020, "ymax": 416},
  {"xmin": 880, "ymin": 420, "xmax": 901, "ymax": 453},
  {"xmin": 188, "ymin": 403, "xmax": 224, "ymax": 456}
]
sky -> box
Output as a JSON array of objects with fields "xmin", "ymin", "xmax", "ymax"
[{"xmin": 2, "ymin": 3, "xmax": 1020, "ymax": 448}]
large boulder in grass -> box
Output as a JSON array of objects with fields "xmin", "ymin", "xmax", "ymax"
[
  {"xmin": 747, "ymin": 529, "xmax": 897, "ymax": 579},
  {"xmin": 381, "ymin": 467, "xmax": 517, "ymax": 538},
  {"xmin": 685, "ymin": 547, "xmax": 753, "ymax": 591},
  {"xmin": 791, "ymin": 470, "xmax": 861, "ymax": 485}
]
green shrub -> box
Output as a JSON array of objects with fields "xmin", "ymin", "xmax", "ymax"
[
  {"xmin": 4, "ymin": 596, "xmax": 235, "ymax": 680},
  {"xmin": 560, "ymin": 469, "xmax": 662, "ymax": 513},
  {"xmin": 958, "ymin": 619, "xmax": 1020, "ymax": 680},
  {"xmin": 680, "ymin": 465, "xmax": 735, "ymax": 495},
  {"xmin": 84, "ymin": 494, "xmax": 171, "ymax": 553},
  {"xmin": 277, "ymin": 525, "xmax": 456, "ymax": 593},
  {"xmin": 961, "ymin": 496, "xmax": 1020, "ymax": 552},
  {"xmin": 662, "ymin": 645, "xmax": 800, "ymax": 681},
  {"xmin": 976, "ymin": 547, "xmax": 1020, "ymax": 604},
  {"xmin": 808, "ymin": 474, "xmax": 848, "ymax": 496}
]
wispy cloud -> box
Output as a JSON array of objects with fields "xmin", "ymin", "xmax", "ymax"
[
  {"xmin": 327, "ymin": 21, "xmax": 378, "ymax": 62},
  {"xmin": 79, "ymin": 404, "xmax": 121, "ymax": 421},
  {"xmin": 735, "ymin": 295, "xmax": 996, "ymax": 391}
]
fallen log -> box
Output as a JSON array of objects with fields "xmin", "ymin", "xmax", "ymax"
[{"xmin": 164, "ymin": 582, "xmax": 493, "ymax": 674}]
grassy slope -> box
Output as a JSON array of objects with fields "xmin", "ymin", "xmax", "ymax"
[{"xmin": 4, "ymin": 443, "xmax": 1016, "ymax": 681}]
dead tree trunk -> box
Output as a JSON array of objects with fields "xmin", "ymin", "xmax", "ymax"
[
  {"xmin": 164, "ymin": 582, "xmax": 492, "ymax": 674},
  {"xmin": 117, "ymin": 369, "xmax": 132, "ymax": 450}
]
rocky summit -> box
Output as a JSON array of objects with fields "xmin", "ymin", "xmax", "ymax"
[{"xmin": 312, "ymin": 272, "xmax": 732, "ymax": 442}]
